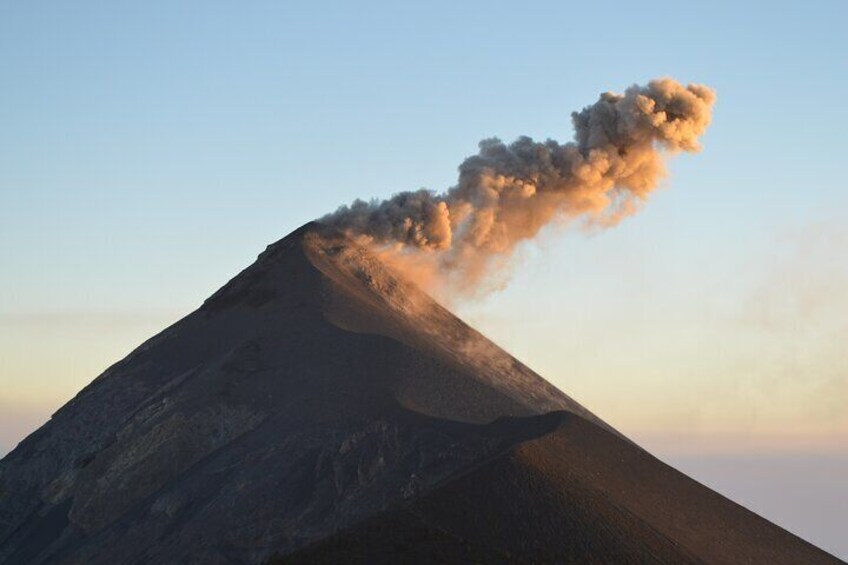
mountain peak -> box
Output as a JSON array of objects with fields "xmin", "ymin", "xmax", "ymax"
[{"xmin": 199, "ymin": 221, "xmax": 595, "ymax": 425}]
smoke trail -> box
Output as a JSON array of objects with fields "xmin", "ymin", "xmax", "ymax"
[{"xmin": 322, "ymin": 78, "xmax": 715, "ymax": 294}]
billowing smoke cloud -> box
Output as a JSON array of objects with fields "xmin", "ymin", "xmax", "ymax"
[{"xmin": 322, "ymin": 78, "xmax": 715, "ymax": 295}]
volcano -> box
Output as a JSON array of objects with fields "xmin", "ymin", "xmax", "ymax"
[{"xmin": 0, "ymin": 223, "xmax": 839, "ymax": 564}]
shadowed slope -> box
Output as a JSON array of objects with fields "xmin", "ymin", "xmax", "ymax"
[
  {"xmin": 280, "ymin": 412, "xmax": 841, "ymax": 565},
  {"xmin": 0, "ymin": 223, "xmax": 601, "ymax": 564},
  {"xmin": 0, "ymin": 223, "xmax": 839, "ymax": 564}
]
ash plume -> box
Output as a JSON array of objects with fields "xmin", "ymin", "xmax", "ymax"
[{"xmin": 322, "ymin": 78, "xmax": 716, "ymax": 295}]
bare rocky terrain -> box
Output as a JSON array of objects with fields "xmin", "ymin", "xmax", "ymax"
[{"xmin": 0, "ymin": 223, "xmax": 841, "ymax": 564}]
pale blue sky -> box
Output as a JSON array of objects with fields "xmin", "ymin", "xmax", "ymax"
[
  {"xmin": 2, "ymin": 1, "xmax": 845, "ymax": 317},
  {"xmin": 1, "ymin": 1, "xmax": 847, "ymax": 555}
]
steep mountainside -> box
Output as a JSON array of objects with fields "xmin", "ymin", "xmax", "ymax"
[
  {"xmin": 280, "ymin": 412, "xmax": 837, "ymax": 564},
  {"xmin": 0, "ymin": 223, "xmax": 600, "ymax": 564},
  {"xmin": 0, "ymin": 223, "xmax": 840, "ymax": 564}
]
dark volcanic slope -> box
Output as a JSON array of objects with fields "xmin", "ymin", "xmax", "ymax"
[
  {"xmin": 0, "ymin": 223, "xmax": 602, "ymax": 565},
  {"xmin": 281, "ymin": 412, "xmax": 840, "ymax": 564},
  {"xmin": 0, "ymin": 223, "xmax": 840, "ymax": 564}
]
